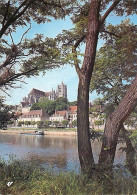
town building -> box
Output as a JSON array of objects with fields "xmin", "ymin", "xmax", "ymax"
[
  {"xmin": 68, "ymin": 106, "xmax": 77, "ymax": 122},
  {"xmin": 49, "ymin": 110, "xmax": 68, "ymax": 122},
  {"xmin": 17, "ymin": 109, "xmax": 49, "ymax": 123}
]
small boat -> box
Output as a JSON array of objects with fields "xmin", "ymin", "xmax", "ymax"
[{"xmin": 20, "ymin": 131, "xmax": 44, "ymax": 135}]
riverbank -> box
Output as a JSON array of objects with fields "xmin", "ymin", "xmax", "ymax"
[
  {"xmin": 0, "ymin": 128, "xmax": 77, "ymax": 136},
  {"xmin": 0, "ymin": 158, "xmax": 136, "ymax": 195}
]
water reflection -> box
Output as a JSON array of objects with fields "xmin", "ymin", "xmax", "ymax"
[{"xmin": 0, "ymin": 134, "xmax": 126, "ymax": 172}]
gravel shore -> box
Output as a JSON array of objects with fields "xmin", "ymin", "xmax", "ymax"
[{"xmin": 0, "ymin": 129, "xmax": 77, "ymax": 136}]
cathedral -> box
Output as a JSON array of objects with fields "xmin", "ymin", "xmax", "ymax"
[{"xmin": 20, "ymin": 82, "xmax": 67, "ymax": 107}]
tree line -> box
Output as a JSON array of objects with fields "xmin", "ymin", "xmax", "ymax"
[
  {"xmin": 18, "ymin": 119, "xmax": 77, "ymax": 129},
  {"xmin": 31, "ymin": 97, "xmax": 77, "ymax": 115}
]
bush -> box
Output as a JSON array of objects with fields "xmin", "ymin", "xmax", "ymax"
[{"xmin": 37, "ymin": 121, "xmax": 44, "ymax": 129}]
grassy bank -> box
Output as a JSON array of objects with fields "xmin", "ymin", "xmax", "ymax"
[{"xmin": 0, "ymin": 158, "xmax": 136, "ymax": 195}]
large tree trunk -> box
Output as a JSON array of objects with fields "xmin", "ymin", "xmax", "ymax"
[
  {"xmin": 77, "ymin": 77, "xmax": 94, "ymax": 173},
  {"xmin": 99, "ymin": 74, "xmax": 137, "ymax": 167},
  {"xmin": 76, "ymin": 0, "xmax": 121, "ymax": 173},
  {"xmin": 76, "ymin": 1, "xmax": 100, "ymax": 173}
]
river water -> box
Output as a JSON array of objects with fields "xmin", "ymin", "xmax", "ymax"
[{"xmin": 0, "ymin": 133, "xmax": 126, "ymax": 172}]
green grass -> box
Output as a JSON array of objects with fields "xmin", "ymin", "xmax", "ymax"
[{"xmin": 0, "ymin": 157, "xmax": 136, "ymax": 195}]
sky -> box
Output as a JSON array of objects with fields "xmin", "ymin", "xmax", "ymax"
[{"xmin": 3, "ymin": 7, "xmax": 137, "ymax": 106}]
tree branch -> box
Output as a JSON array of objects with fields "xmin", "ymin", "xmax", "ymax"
[
  {"xmin": 41, "ymin": 0, "xmax": 62, "ymax": 8},
  {"xmin": 72, "ymin": 47, "xmax": 82, "ymax": 77},
  {"xmin": 2, "ymin": 0, "xmax": 11, "ymax": 27},
  {"xmin": 0, "ymin": 67, "xmax": 38, "ymax": 87},
  {"xmin": 74, "ymin": 35, "xmax": 86, "ymax": 48},
  {"xmin": 100, "ymin": 0, "xmax": 121, "ymax": 26},
  {"xmin": 10, "ymin": 0, "xmax": 34, "ymax": 25},
  {"xmin": 102, "ymin": 30, "xmax": 122, "ymax": 38},
  {"xmin": 0, "ymin": 88, "xmax": 11, "ymax": 97},
  {"xmin": 11, "ymin": 0, "xmax": 29, "ymax": 19},
  {"xmin": 18, "ymin": 23, "xmax": 31, "ymax": 45},
  {"xmin": 0, "ymin": 0, "xmax": 35, "ymax": 38}
]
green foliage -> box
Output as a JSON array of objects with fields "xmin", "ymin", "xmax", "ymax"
[
  {"xmin": 44, "ymin": 120, "xmax": 52, "ymax": 128},
  {"xmin": 91, "ymin": 20, "xmax": 137, "ymax": 97},
  {"xmin": 30, "ymin": 103, "xmax": 41, "ymax": 111},
  {"xmin": 37, "ymin": 120, "xmax": 52, "ymax": 129},
  {"xmin": 62, "ymin": 120, "xmax": 69, "ymax": 127},
  {"xmin": 0, "ymin": 157, "xmax": 136, "ymax": 195},
  {"xmin": 17, "ymin": 121, "xmax": 24, "ymax": 127},
  {"xmin": 0, "ymin": 98, "xmax": 13, "ymax": 128},
  {"xmin": 90, "ymin": 20, "xmax": 137, "ymax": 117},
  {"xmin": 55, "ymin": 97, "xmax": 68, "ymax": 111},
  {"xmin": 72, "ymin": 120, "xmax": 77, "ymax": 127},
  {"xmin": 130, "ymin": 130, "xmax": 137, "ymax": 149},
  {"xmin": 124, "ymin": 109, "xmax": 137, "ymax": 129},
  {"xmin": 53, "ymin": 121, "xmax": 59, "ymax": 128},
  {"xmin": 95, "ymin": 120, "xmax": 104, "ymax": 126},
  {"xmin": 31, "ymin": 97, "xmax": 55, "ymax": 116},
  {"xmin": 24, "ymin": 121, "xmax": 31, "ymax": 126},
  {"xmin": 0, "ymin": 0, "xmax": 77, "ymax": 90},
  {"xmin": 37, "ymin": 121, "xmax": 44, "ymax": 129},
  {"xmin": 69, "ymin": 101, "xmax": 77, "ymax": 106},
  {"xmin": 0, "ymin": 156, "xmax": 43, "ymax": 194},
  {"xmin": 31, "ymin": 97, "xmax": 69, "ymax": 115},
  {"xmin": 0, "ymin": 0, "xmax": 72, "ymax": 37},
  {"xmin": 31, "ymin": 121, "xmax": 36, "ymax": 126}
]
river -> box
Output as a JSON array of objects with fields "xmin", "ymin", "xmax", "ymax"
[{"xmin": 0, "ymin": 133, "xmax": 126, "ymax": 172}]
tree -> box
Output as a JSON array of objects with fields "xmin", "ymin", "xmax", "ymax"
[
  {"xmin": 24, "ymin": 121, "xmax": 31, "ymax": 127},
  {"xmin": 69, "ymin": 101, "xmax": 77, "ymax": 106},
  {"xmin": 62, "ymin": 120, "xmax": 69, "ymax": 128},
  {"xmin": 44, "ymin": 121, "xmax": 51, "ymax": 128},
  {"xmin": 31, "ymin": 97, "xmax": 77, "ymax": 115},
  {"xmin": 55, "ymin": 97, "xmax": 68, "ymax": 111},
  {"xmin": 53, "ymin": 121, "xmax": 59, "ymax": 128},
  {"xmin": 72, "ymin": 120, "xmax": 77, "ymax": 127},
  {"xmin": 37, "ymin": 121, "xmax": 44, "ymax": 129},
  {"xmin": 31, "ymin": 97, "xmax": 56, "ymax": 116},
  {"xmin": 0, "ymin": 97, "xmax": 13, "ymax": 128},
  {"xmin": 56, "ymin": 0, "xmax": 136, "ymax": 173},
  {"xmin": 99, "ymin": 74, "xmax": 137, "ymax": 166},
  {"xmin": 31, "ymin": 103, "xmax": 41, "ymax": 111},
  {"xmin": 90, "ymin": 20, "xmax": 137, "ymax": 109},
  {"xmin": 18, "ymin": 121, "xmax": 23, "ymax": 127},
  {"xmin": 0, "ymin": 0, "xmax": 74, "ymax": 91},
  {"xmin": 90, "ymin": 20, "xmax": 137, "ymax": 167},
  {"xmin": 31, "ymin": 121, "xmax": 36, "ymax": 127}
]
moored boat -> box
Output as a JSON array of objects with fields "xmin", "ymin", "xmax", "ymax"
[{"xmin": 20, "ymin": 131, "xmax": 44, "ymax": 135}]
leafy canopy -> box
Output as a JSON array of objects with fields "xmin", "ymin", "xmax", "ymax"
[
  {"xmin": 90, "ymin": 20, "xmax": 137, "ymax": 114},
  {"xmin": 0, "ymin": 0, "xmax": 77, "ymax": 91}
]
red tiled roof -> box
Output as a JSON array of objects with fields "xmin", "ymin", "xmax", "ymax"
[
  {"xmin": 52, "ymin": 110, "xmax": 67, "ymax": 117},
  {"xmin": 21, "ymin": 109, "xmax": 49, "ymax": 118},
  {"xmin": 69, "ymin": 106, "xmax": 77, "ymax": 113},
  {"xmin": 56, "ymin": 110, "xmax": 66, "ymax": 117},
  {"xmin": 22, "ymin": 110, "xmax": 42, "ymax": 117}
]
